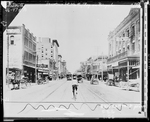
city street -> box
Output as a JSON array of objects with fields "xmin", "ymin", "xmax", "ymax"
[{"xmin": 4, "ymin": 79, "xmax": 143, "ymax": 118}]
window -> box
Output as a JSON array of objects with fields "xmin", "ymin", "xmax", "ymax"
[
  {"xmin": 123, "ymin": 48, "xmax": 125, "ymax": 52},
  {"xmin": 33, "ymin": 44, "xmax": 36, "ymax": 51},
  {"xmin": 138, "ymin": 40, "xmax": 140, "ymax": 51},
  {"xmin": 123, "ymin": 33, "xmax": 125, "ymax": 37},
  {"xmin": 10, "ymin": 36, "xmax": 14, "ymax": 45},
  {"xmin": 127, "ymin": 45, "xmax": 130, "ymax": 51},
  {"xmin": 132, "ymin": 25, "xmax": 135, "ymax": 37},
  {"xmin": 127, "ymin": 30, "xmax": 129, "ymax": 37},
  {"xmin": 45, "ymin": 49, "xmax": 47, "ymax": 51},
  {"xmin": 45, "ymin": 53, "xmax": 47, "ymax": 55},
  {"xmin": 137, "ymin": 20, "xmax": 140, "ymax": 32},
  {"xmin": 29, "ymin": 41, "xmax": 32, "ymax": 49},
  {"xmin": 132, "ymin": 42, "xmax": 135, "ymax": 52}
]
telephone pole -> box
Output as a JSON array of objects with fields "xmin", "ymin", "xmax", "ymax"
[{"xmin": 102, "ymin": 52, "xmax": 103, "ymax": 82}]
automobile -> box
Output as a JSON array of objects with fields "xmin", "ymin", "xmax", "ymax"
[
  {"xmin": 66, "ymin": 73, "xmax": 72, "ymax": 81},
  {"xmin": 90, "ymin": 78, "xmax": 99, "ymax": 85},
  {"xmin": 106, "ymin": 74, "xmax": 115, "ymax": 86},
  {"xmin": 73, "ymin": 74, "xmax": 77, "ymax": 80},
  {"xmin": 77, "ymin": 74, "xmax": 83, "ymax": 83},
  {"xmin": 48, "ymin": 74, "xmax": 53, "ymax": 80}
]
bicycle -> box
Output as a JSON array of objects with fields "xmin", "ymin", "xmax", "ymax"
[{"xmin": 72, "ymin": 84, "xmax": 78, "ymax": 100}]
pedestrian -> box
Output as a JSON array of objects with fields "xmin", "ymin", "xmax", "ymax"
[{"xmin": 72, "ymin": 78, "xmax": 78, "ymax": 99}]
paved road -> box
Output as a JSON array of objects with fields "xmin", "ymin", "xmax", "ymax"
[{"xmin": 4, "ymin": 79, "xmax": 144, "ymax": 118}]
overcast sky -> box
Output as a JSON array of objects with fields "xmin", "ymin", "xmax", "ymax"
[{"xmin": 9, "ymin": 4, "xmax": 140, "ymax": 73}]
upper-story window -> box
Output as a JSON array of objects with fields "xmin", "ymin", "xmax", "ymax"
[
  {"xmin": 123, "ymin": 47, "xmax": 125, "ymax": 52},
  {"xmin": 127, "ymin": 45, "xmax": 130, "ymax": 51},
  {"xmin": 137, "ymin": 20, "xmax": 140, "ymax": 33},
  {"xmin": 127, "ymin": 30, "xmax": 130, "ymax": 37},
  {"xmin": 33, "ymin": 44, "xmax": 36, "ymax": 51},
  {"xmin": 123, "ymin": 33, "xmax": 125, "ymax": 37},
  {"xmin": 131, "ymin": 25, "xmax": 135, "ymax": 37},
  {"xmin": 10, "ymin": 35, "xmax": 14, "ymax": 45}
]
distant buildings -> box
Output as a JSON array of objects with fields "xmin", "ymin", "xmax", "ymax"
[
  {"xmin": 36, "ymin": 38, "xmax": 67, "ymax": 80},
  {"xmin": 4, "ymin": 24, "xmax": 37, "ymax": 82},
  {"xmin": 80, "ymin": 55, "xmax": 108, "ymax": 79},
  {"xmin": 107, "ymin": 8, "xmax": 140, "ymax": 82}
]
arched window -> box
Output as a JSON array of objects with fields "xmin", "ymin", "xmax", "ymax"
[{"xmin": 10, "ymin": 35, "xmax": 14, "ymax": 45}]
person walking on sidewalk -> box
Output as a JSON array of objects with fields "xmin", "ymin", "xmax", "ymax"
[{"xmin": 72, "ymin": 78, "xmax": 79, "ymax": 100}]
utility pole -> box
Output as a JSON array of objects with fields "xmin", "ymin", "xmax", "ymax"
[{"xmin": 6, "ymin": 27, "xmax": 9, "ymax": 88}]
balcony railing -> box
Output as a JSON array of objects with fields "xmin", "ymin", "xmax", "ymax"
[{"xmin": 108, "ymin": 51, "xmax": 129, "ymax": 63}]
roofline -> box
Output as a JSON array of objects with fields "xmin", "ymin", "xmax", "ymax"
[{"xmin": 53, "ymin": 40, "xmax": 59, "ymax": 47}]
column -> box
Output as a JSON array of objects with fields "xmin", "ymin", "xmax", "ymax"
[{"xmin": 127, "ymin": 60, "xmax": 130, "ymax": 90}]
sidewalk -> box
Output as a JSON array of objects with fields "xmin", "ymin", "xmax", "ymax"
[{"xmin": 100, "ymin": 80, "xmax": 140, "ymax": 92}]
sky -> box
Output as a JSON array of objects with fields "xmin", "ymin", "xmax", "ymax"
[{"xmin": 9, "ymin": 4, "xmax": 140, "ymax": 73}]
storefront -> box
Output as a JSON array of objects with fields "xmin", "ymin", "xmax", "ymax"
[{"xmin": 23, "ymin": 65, "xmax": 36, "ymax": 83}]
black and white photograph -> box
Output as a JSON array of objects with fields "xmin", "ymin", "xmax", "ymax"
[{"xmin": 2, "ymin": 1, "xmax": 148, "ymax": 120}]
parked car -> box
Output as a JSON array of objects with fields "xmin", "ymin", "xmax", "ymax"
[{"xmin": 106, "ymin": 74, "xmax": 115, "ymax": 86}]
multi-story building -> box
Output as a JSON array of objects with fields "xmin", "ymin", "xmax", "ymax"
[
  {"xmin": 107, "ymin": 8, "xmax": 140, "ymax": 82},
  {"xmin": 85, "ymin": 55, "xmax": 108, "ymax": 79},
  {"xmin": 52, "ymin": 40, "xmax": 59, "ymax": 78},
  {"xmin": 36, "ymin": 37, "xmax": 53, "ymax": 79},
  {"xmin": 61, "ymin": 60, "xmax": 67, "ymax": 76},
  {"xmin": 58, "ymin": 54, "xmax": 63, "ymax": 76},
  {"xmin": 4, "ymin": 24, "xmax": 37, "ymax": 82}
]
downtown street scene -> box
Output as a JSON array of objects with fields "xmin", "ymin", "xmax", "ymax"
[{"xmin": 2, "ymin": 2, "xmax": 146, "ymax": 119}]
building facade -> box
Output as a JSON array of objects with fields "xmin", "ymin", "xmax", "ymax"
[
  {"xmin": 107, "ymin": 8, "xmax": 140, "ymax": 82},
  {"xmin": 85, "ymin": 55, "xmax": 108, "ymax": 78},
  {"xmin": 58, "ymin": 54, "xmax": 63, "ymax": 76},
  {"xmin": 36, "ymin": 37, "xmax": 53, "ymax": 79},
  {"xmin": 4, "ymin": 24, "xmax": 37, "ymax": 82},
  {"xmin": 52, "ymin": 40, "xmax": 59, "ymax": 78}
]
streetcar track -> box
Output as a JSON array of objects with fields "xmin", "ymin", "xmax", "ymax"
[
  {"xmin": 79, "ymin": 82, "xmax": 109, "ymax": 103},
  {"xmin": 84, "ymin": 83, "xmax": 109, "ymax": 103},
  {"xmin": 61, "ymin": 82, "xmax": 70, "ymax": 99},
  {"xmin": 15, "ymin": 81, "xmax": 65, "ymax": 101},
  {"xmin": 41, "ymin": 81, "xmax": 68, "ymax": 101},
  {"xmin": 79, "ymin": 84, "xmax": 88, "ymax": 102},
  {"xmin": 24, "ymin": 80, "xmax": 68, "ymax": 114}
]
